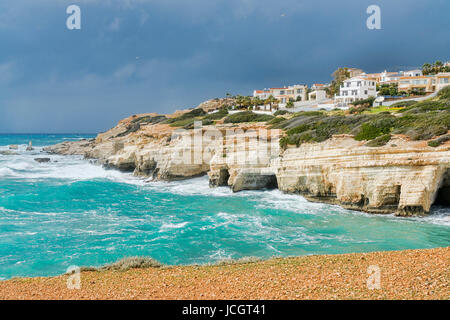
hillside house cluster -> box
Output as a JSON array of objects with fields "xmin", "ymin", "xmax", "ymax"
[{"xmin": 251, "ymin": 62, "xmax": 450, "ymax": 111}]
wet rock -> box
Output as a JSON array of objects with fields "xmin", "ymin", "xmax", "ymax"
[
  {"xmin": 34, "ymin": 157, "xmax": 51, "ymax": 163},
  {"xmin": 26, "ymin": 141, "xmax": 34, "ymax": 151},
  {"xmin": 0, "ymin": 150, "xmax": 19, "ymax": 155}
]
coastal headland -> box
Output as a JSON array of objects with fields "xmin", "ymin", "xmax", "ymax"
[
  {"xmin": 1, "ymin": 247, "xmax": 448, "ymax": 300},
  {"xmin": 44, "ymin": 89, "xmax": 450, "ymax": 217}
]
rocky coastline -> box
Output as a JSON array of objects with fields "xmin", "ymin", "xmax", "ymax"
[{"xmin": 44, "ymin": 104, "xmax": 450, "ymax": 217}]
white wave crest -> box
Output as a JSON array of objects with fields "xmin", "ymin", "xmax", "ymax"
[{"xmin": 159, "ymin": 222, "xmax": 188, "ymax": 232}]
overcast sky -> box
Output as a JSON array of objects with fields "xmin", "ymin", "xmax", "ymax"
[{"xmin": 0, "ymin": 0, "xmax": 449, "ymax": 133}]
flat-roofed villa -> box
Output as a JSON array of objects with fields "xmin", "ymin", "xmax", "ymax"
[
  {"xmin": 309, "ymin": 84, "xmax": 328, "ymax": 101},
  {"xmin": 361, "ymin": 69, "xmax": 423, "ymax": 84},
  {"xmin": 398, "ymin": 75, "xmax": 435, "ymax": 93},
  {"xmin": 435, "ymin": 72, "xmax": 450, "ymax": 91},
  {"xmin": 334, "ymin": 77, "xmax": 377, "ymax": 104},
  {"xmin": 253, "ymin": 84, "xmax": 308, "ymax": 103}
]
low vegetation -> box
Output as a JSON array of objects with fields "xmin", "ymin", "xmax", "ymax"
[
  {"xmin": 365, "ymin": 134, "xmax": 392, "ymax": 147},
  {"xmin": 76, "ymin": 257, "xmax": 164, "ymax": 272},
  {"xmin": 428, "ymin": 134, "xmax": 450, "ymax": 147},
  {"xmin": 273, "ymin": 110, "xmax": 290, "ymax": 116},
  {"xmin": 164, "ymin": 107, "xmax": 228, "ymax": 129},
  {"xmin": 164, "ymin": 108, "xmax": 206, "ymax": 125},
  {"xmin": 351, "ymin": 96, "xmax": 376, "ymax": 107},
  {"xmin": 267, "ymin": 117, "xmax": 286, "ymax": 126},
  {"xmin": 223, "ymin": 111, "xmax": 274, "ymax": 124},
  {"xmin": 117, "ymin": 114, "xmax": 167, "ymax": 137},
  {"xmin": 276, "ymin": 86, "xmax": 450, "ymax": 149},
  {"xmin": 202, "ymin": 108, "xmax": 229, "ymax": 120}
]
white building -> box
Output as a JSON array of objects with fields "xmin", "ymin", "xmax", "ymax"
[
  {"xmin": 253, "ymin": 84, "xmax": 308, "ymax": 103},
  {"xmin": 308, "ymin": 89, "xmax": 327, "ymax": 101},
  {"xmin": 435, "ymin": 72, "xmax": 450, "ymax": 91},
  {"xmin": 402, "ymin": 69, "xmax": 423, "ymax": 77},
  {"xmin": 334, "ymin": 77, "xmax": 377, "ymax": 104}
]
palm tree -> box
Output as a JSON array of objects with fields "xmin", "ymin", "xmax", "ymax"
[
  {"xmin": 422, "ymin": 63, "xmax": 432, "ymax": 75},
  {"xmin": 252, "ymin": 97, "xmax": 262, "ymax": 109},
  {"xmin": 235, "ymin": 95, "xmax": 243, "ymax": 109},
  {"xmin": 243, "ymin": 96, "xmax": 252, "ymax": 110},
  {"xmin": 432, "ymin": 61, "xmax": 444, "ymax": 74},
  {"xmin": 265, "ymin": 95, "xmax": 277, "ymax": 112}
]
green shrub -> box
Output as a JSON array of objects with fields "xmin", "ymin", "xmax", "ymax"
[
  {"xmin": 427, "ymin": 134, "xmax": 450, "ymax": 147},
  {"xmin": 428, "ymin": 140, "xmax": 441, "ymax": 147},
  {"xmin": 131, "ymin": 115, "xmax": 167, "ymax": 125},
  {"xmin": 268, "ymin": 117, "xmax": 286, "ymax": 126},
  {"xmin": 202, "ymin": 108, "xmax": 229, "ymax": 120},
  {"xmin": 351, "ymin": 96, "xmax": 375, "ymax": 107},
  {"xmin": 349, "ymin": 105, "xmax": 371, "ymax": 114},
  {"xmin": 292, "ymin": 111, "xmax": 324, "ymax": 117},
  {"xmin": 365, "ymin": 134, "xmax": 391, "ymax": 147},
  {"xmin": 437, "ymin": 85, "xmax": 450, "ymax": 99},
  {"xmin": 274, "ymin": 110, "xmax": 290, "ymax": 116},
  {"xmin": 355, "ymin": 123, "xmax": 384, "ymax": 140},
  {"xmin": 390, "ymin": 100, "xmax": 417, "ymax": 109},
  {"xmin": 101, "ymin": 257, "xmax": 163, "ymax": 270},
  {"xmin": 223, "ymin": 111, "xmax": 274, "ymax": 123},
  {"xmin": 165, "ymin": 108, "xmax": 206, "ymax": 124}
]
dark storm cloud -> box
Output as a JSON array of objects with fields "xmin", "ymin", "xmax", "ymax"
[{"xmin": 0, "ymin": 0, "xmax": 449, "ymax": 133}]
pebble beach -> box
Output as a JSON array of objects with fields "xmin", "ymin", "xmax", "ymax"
[{"xmin": 1, "ymin": 247, "xmax": 448, "ymax": 300}]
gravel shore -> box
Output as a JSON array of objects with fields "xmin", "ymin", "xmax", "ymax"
[{"xmin": 1, "ymin": 247, "xmax": 448, "ymax": 300}]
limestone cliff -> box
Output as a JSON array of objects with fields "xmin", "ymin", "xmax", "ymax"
[
  {"xmin": 274, "ymin": 135, "xmax": 449, "ymax": 215},
  {"xmin": 44, "ymin": 113, "xmax": 450, "ymax": 217}
]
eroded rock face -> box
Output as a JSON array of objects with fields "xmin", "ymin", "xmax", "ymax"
[
  {"xmin": 44, "ymin": 111, "xmax": 450, "ymax": 216},
  {"xmin": 208, "ymin": 127, "xmax": 282, "ymax": 192},
  {"xmin": 275, "ymin": 135, "xmax": 450, "ymax": 216}
]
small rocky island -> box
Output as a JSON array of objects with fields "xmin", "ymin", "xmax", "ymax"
[{"xmin": 45, "ymin": 89, "xmax": 450, "ymax": 216}]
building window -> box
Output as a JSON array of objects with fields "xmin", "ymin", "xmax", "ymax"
[
  {"xmin": 280, "ymin": 90, "xmax": 285, "ymax": 95},
  {"xmin": 357, "ymin": 81, "xmax": 361, "ymax": 87},
  {"xmin": 365, "ymin": 90, "xmax": 368, "ymax": 94},
  {"xmin": 297, "ymin": 89, "xmax": 302, "ymax": 94},
  {"xmin": 440, "ymin": 78, "xmax": 449, "ymax": 84}
]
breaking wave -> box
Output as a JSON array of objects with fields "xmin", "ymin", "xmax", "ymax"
[{"xmin": 0, "ymin": 134, "xmax": 448, "ymax": 280}]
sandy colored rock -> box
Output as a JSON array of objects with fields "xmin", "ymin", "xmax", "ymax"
[{"xmin": 274, "ymin": 135, "xmax": 450, "ymax": 216}]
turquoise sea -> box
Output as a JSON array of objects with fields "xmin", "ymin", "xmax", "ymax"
[{"xmin": 0, "ymin": 134, "xmax": 449, "ymax": 279}]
